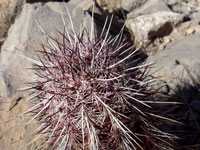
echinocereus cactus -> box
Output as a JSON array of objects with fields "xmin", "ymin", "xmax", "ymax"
[{"xmin": 23, "ymin": 5, "xmax": 176, "ymax": 150}]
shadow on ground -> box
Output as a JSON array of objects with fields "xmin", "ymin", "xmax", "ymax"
[{"xmin": 164, "ymin": 69, "xmax": 200, "ymax": 150}]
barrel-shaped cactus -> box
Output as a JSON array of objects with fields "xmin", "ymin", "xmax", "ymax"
[{"xmin": 25, "ymin": 9, "xmax": 175, "ymax": 150}]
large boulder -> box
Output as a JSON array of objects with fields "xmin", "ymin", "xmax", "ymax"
[
  {"xmin": 0, "ymin": 2, "xmax": 93, "ymax": 96},
  {"xmin": 146, "ymin": 32, "xmax": 200, "ymax": 93},
  {"xmin": 126, "ymin": 11, "xmax": 184, "ymax": 53},
  {"xmin": 0, "ymin": 1, "xmax": 93, "ymax": 149}
]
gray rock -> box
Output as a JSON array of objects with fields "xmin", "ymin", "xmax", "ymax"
[
  {"xmin": 0, "ymin": 0, "xmax": 26, "ymax": 40},
  {"xmin": 96, "ymin": 0, "xmax": 147, "ymax": 12},
  {"xmin": 0, "ymin": 2, "xmax": 93, "ymax": 96},
  {"xmin": 121, "ymin": 0, "xmax": 147, "ymax": 12},
  {"xmin": 9, "ymin": 0, "xmax": 26, "ymax": 20},
  {"xmin": 191, "ymin": 11, "xmax": 200, "ymax": 24},
  {"xmin": 126, "ymin": 11, "xmax": 183, "ymax": 50},
  {"xmin": 0, "ymin": 1, "xmax": 94, "ymax": 149},
  {"xmin": 166, "ymin": 0, "xmax": 200, "ymax": 22},
  {"xmin": 0, "ymin": 73, "xmax": 7, "ymax": 97},
  {"xmin": 165, "ymin": 0, "xmax": 177, "ymax": 5},
  {"xmin": 146, "ymin": 32, "xmax": 200, "ymax": 92},
  {"xmin": 67, "ymin": 0, "xmax": 93, "ymax": 10},
  {"xmin": 0, "ymin": 0, "xmax": 11, "ymax": 39},
  {"xmin": 127, "ymin": 0, "xmax": 171, "ymax": 19},
  {"xmin": 167, "ymin": 1, "xmax": 192, "ymax": 15}
]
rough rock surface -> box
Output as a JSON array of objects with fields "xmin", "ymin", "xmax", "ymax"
[
  {"xmin": 66, "ymin": 0, "xmax": 93, "ymax": 10},
  {"xmin": 126, "ymin": 11, "xmax": 184, "ymax": 52},
  {"xmin": 96, "ymin": 0, "xmax": 147, "ymax": 12},
  {"xmin": 166, "ymin": 0, "xmax": 200, "ymax": 16},
  {"xmin": 0, "ymin": 2, "xmax": 93, "ymax": 96},
  {"xmin": 9, "ymin": 0, "xmax": 26, "ymax": 19},
  {"xmin": 0, "ymin": 73, "xmax": 7, "ymax": 98},
  {"xmin": 0, "ymin": 0, "xmax": 25, "ymax": 44},
  {"xmin": 127, "ymin": 0, "xmax": 171, "ymax": 19},
  {"xmin": 146, "ymin": 32, "xmax": 200, "ymax": 93},
  {"xmin": 0, "ymin": 0, "xmax": 11, "ymax": 39},
  {"xmin": 0, "ymin": 96, "xmax": 43, "ymax": 150}
]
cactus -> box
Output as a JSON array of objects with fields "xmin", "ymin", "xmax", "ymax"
[{"xmin": 24, "ymin": 5, "xmax": 176, "ymax": 150}]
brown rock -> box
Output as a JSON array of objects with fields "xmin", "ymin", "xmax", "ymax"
[{"xmin": 0, "ymin": 96, "xmax": 42, "ymax": 150}]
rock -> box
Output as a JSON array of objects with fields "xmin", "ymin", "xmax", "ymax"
[
  {"xmin": 178, "ymin": 22, "xmax": 200, "ymax": 36},
  {"xmin": 166, "ymin": 0, "xmax": 200, "ymax": 21},
  {"xmin": 96, "ymin": 0, "xmax": 147, "ymax": 12},
  {"xmin": 127, "ymin": 0, "xmax": 171, "ymax": 19},
  {"xmin": 0, "ymin": 0, "xmax": 11, "ymax": 39},
  {"xmin": 0, "ymin": 2, "xmax": 93, "ymax": 96},
  {"xmin": 96, "ymin": 0, "xmax": 122, "ymax": 11},
  {"xmin": 164, "ymin": 0, "xmax": 177, "ymax": 5},
  {"xmin": 9, "ymin": 0, "xmax": 26, "ymax": 18},
  {"xmin": 0, "ymin": 72, "xmax": 8, "ymax": 97},
  {"xmin": 126, "ymin": 11, "xmax": 184, "ymax": 52},
  {"xmin": 167, "ymin": 1, "xmax": 192, "ymax": 16},
  {"xmin": 171, "ymin": 0, "xmax": 200, "ymax": 8},
  {"xmin": 0, "ymin": 1, "xmax": 94, "ymax": 149},
  {"xmin": 146, "ymin": 32, "xmax": 200, "ymax": 93},
  {"xmin": 163, "ymin": 36, "xmax": 172, "ymax": 45},
  {"xmin": 120, "ymin": 0, "xmax": 147, "ymax": 12},
  {"xmin": 67, "ymin": 0, "xmax": 93, "ymax": 11},
  {"xmin": 185, "ymin": 27, "xmax": 196, "ymax": 36},
  {"xmin": 0, "ymin": 96, "xmax": 42, "ymax": 150},
  {"xmin": 178, "ymin": 21, "xmax": 192, "ymax": 30},
  {"xmin": 191, "ymin": 11, "xmax": 200, "ymax": 24},
  {"xmin": 0, "ymin": 0, "xmax": 26, "ymax": 39}
]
